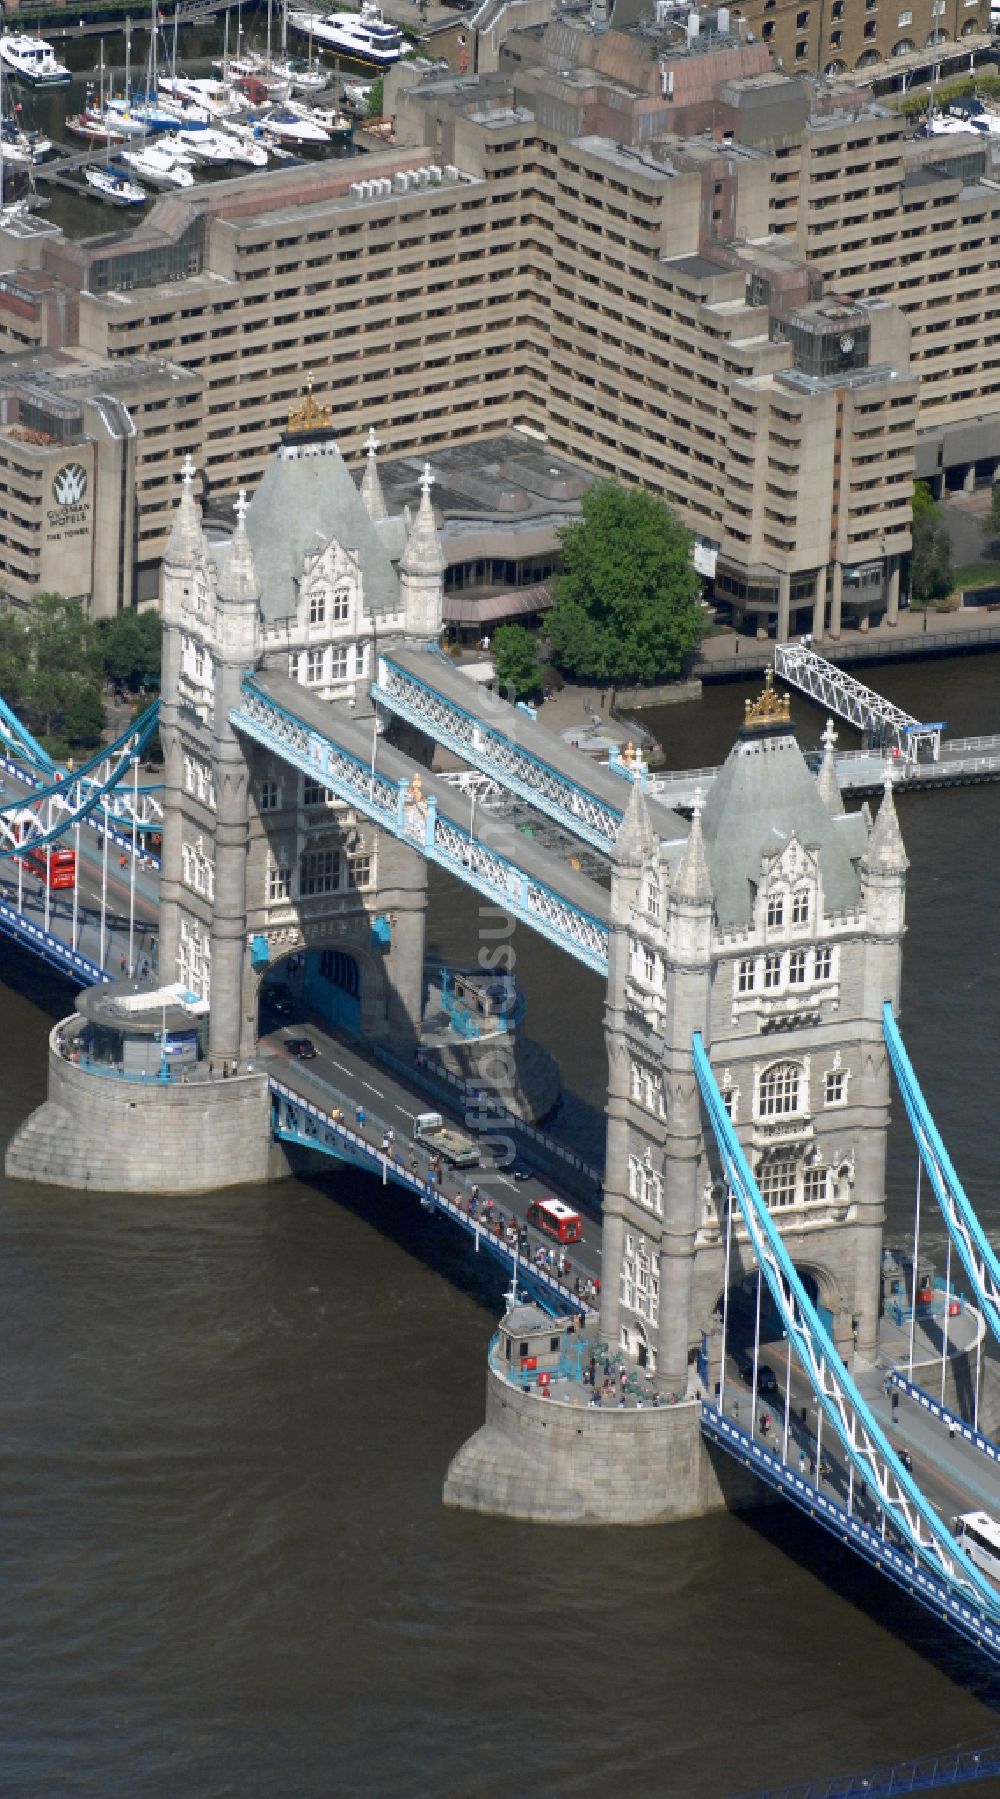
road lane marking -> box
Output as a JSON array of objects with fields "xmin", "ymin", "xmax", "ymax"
[{"xmin": 361, "ymin": 1081, "xmax": 384, "ymax": 1097}]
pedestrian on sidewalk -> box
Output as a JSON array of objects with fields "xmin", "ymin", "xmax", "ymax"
[{"xmin": 356, "ymin": 1104, "xmax": 366, "ymax": 1129}]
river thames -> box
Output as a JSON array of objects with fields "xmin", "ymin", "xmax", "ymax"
[{"xmin": 0, "ymin": 652, "xmax": 997, "ymax": 1796}]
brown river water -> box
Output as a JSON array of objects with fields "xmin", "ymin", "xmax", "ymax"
[{"xmin": 0, "ymin": 654, "xmax": 998, "ymax": 1795}]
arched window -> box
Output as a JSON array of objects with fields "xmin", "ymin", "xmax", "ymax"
[
  {"xmin": 961, "ymin": 17, "xmax": 978, "ymax": 32},
  {"xmin": 332, "ymin": 583, "xmax": 352, "ymax": 623},
  {"xmin": 825, "ymin": 56, "xmax": 847, "ymax": 71},
  {"xmin": 757, "ymin": 1060, "xmax": 804, "ymax": 1118},
  {"xmin": 856, "ymin": 46, "xmax": 880, "ymax": 62},
  {"xmin": 891, "ymin": 35, "xmax": 915, "ymax": 50},
  {"xmin": 923, "ymin": 26, "xmax": 946, "ymax": 42}
]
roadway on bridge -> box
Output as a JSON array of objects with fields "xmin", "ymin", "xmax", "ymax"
[
  {"xmin": 258, "ymin": 1013, "xmax": 604, "ymax": 1300},
  {"xmin": 724, "ymin": 1343, "xmax": 1000, "ymax": 1557}
]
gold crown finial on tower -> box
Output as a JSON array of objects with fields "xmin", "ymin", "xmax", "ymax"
[
  {"xmin": 744, "ymin": 667, "xmax": 791, "ymax": 730},
  {"xmin": 287, "ymin": 374, "xmax": 332, "ymax": 437}
]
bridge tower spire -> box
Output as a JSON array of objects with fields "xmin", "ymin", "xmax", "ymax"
[
  {"xmin": 399, "ymin": 462, "xmax": 445, "ymax": 641},
  {"xmin": 359, "ymin": 425, "xmax": 387, "ymax": 523}
]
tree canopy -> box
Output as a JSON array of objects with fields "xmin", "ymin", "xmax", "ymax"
[
  {"xmin": 910, "ymin": 482, "xmax": 953, "ymax": 605},
  {"xmin": 491, "ymin": 623, "xmax": 543, "ymax": 702},
  {"xmin": 0, "ymin": 593, "xmax": 161, "ymax": 752},
  {"xmin": 546, "ymin": 482, "xmax": 705, "ymax": 682}
]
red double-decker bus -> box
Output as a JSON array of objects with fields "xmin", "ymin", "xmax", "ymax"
[{"xmin": 22, "ymin": 844, "xmax": 76, "ymax": 890}]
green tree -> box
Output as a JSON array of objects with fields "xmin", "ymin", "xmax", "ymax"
[
  {"xmin": 96, "ymin": 608, "xmax": 161, "ymax": 693},
  {"xmin": 910, "ymin": 482, "xmax": 953, "ymax": 605},
  {"xmin": 367, "ymin": 76, "xmax": 384, "ymax": 118},
  {"xmin": 62, "ymin": 677, "xmax": 105, "ymax": 748},
  {"xmin": 986, "ymin": 481, "xmax": 1000, "ymax": 546},
  {"xmin": 492, "ymin": 623, "xmax": 543, "ymax": 701},
  {"xmin": 547, "ymin": 482, "xmax": 705, "ymax": 682}
]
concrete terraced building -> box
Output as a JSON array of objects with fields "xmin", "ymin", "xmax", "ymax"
[{"xmin": 2, "ymin": 20, "xmax": 1000, "ymax": 631}]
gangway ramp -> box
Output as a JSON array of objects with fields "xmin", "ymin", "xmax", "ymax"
[
  {"xmin": 775, "ymin": 642, "xmax": 945, "ymax": 760},
  {"xmin": 231, "ymin": 670, "xmax": 613, "ymax": 971},
  {"xmin": 372, "ymin": 646, "xmax": 687, "ymax": 852}
]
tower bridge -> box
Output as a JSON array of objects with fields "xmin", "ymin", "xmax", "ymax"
[{"xmin": 1, "ymin": 412, "xmax": 998, "ymax": 1674}]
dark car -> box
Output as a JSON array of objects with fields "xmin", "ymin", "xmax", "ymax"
[
  {"xmin": 265, "ymin": 987, "xmax": 295, "ymax": 1018},
  {"xmin": 739, "ymin": 1357, "xmax": 778, "ymax": 1394},
  {"xmin": 287, "ymin": 1036, "xmax": 317, "ymax": 1060}
]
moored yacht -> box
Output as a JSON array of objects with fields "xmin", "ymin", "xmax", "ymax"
[
  {"xmin": 121, "ymin": 137, "xmax": 195, "ymax": 188},
  {"xmin": 85, "ymin": 165, "xmax": 147, "ymax": 206},
  {"xmin": 258, "ymin": 104, "xmax": 330, "ymax": 146},
  {"xmin": 286, "ymin": 2, "xmax": 403, "ymax": 66},
  {"xmin": 0, "ymin": 34, "xmax": 71, "ymax": 86},
  {"xmin": 66, "ymin": 110, "xmax": 127, "ymax": 145}
]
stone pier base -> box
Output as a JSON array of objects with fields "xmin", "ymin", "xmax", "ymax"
[
  {"xmin": 444, "ymin": 1362, "xmax": 770, "ymax": 1525},
  {"xmin": 6, "ymin": 1025, "xmax": 286, "ymax": 1194}
]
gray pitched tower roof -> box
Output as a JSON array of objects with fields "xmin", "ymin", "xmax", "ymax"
[
  {"xmin": 235, "ymin": 386, "xmax": 401, "ymax": 620},
  {"xmin": 700, "ymin": 670, "xmax": 864, "ymax": 927}
]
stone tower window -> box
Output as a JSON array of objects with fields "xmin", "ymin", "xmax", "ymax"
[
  {"xmin": 643, "ymin": 875, "xmax": 660, "ymax": 920},
  {"xmin": 308, "ymin": 589, "xmax": 327, "ymax": 626},
  {"xmin": 788, "ymin": 949, "xmax": 807, "ymax": 985},
  {"xmin": 766, "ymin": 892, "xmax": 785, "ymax": 928},
  {"xmin": 332, "ymin": 583, "xmax": 351, "ymax": 622},
  {"xmin": 737, "ymin": 958, "xmax": 755, "ymax": 993},
  {"xmin": 824, "ymin": 1068, "xmax": 847, "ymax": 1106},
  {"xmin": 757, "ymin": 1158, "xmax": 796, "ymax": 1208},
  {"xmin": 814, "ymin": 946, "xmax": 833, "ymax": 980},
  {"xmin": 792, "ymin": 889, "xmax": 810, "ymax": 925},
  {"xmin": 757, "ymin": 1060, "xmax": 803, "ymax": 1117}
]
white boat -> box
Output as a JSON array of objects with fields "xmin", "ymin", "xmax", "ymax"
[
  {"xmin": 218, "ymin": 127, "xmax": 269, "ymax": 167},
  {"xmin": 159, "ymin": 73, "xmax": 248, "ymax": 120},
  {"xmin": 285, "ymin": 57, "xmax": 328, "ymax": 92},
  {"xmin": 213, "ymin": 53, "xmax": 289, "ymax": 97},
  {"xmin": 85, "ymin": 165, "xmax": 147, "ymax": 206},
  {"xmin": 121, "ymin": 138, "xmax": 195, "ymax": 188},
  {"xmin": 287, "ymin": 2, "xmax": 403, "ymax": 65},
  {"xmin": 173, "ymin": 125, "xmax": 242, "ymax": 164},
  {"xmin": 0, "ymin": 34, "xmax": 71, "ymax": 87},
  {"xmin": 258, "ymin": 104, "xmax": 330, "ymax": 145}
]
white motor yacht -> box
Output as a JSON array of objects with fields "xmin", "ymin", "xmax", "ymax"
[
  {"xmin": 0, "ymin": 34, "xmax": 71, "ymax": 86},
  {"xmin": 258, "ymin": 105, "xmax": 330, "ymax": 147},
  {"xmin": 287, "ymin": 3, "xmax": 403, "ymax": 66},
  {"xmin": 213, "ymin": 55, "xmax": 289, "ymax": 97},
  {"xmin": 121, "ymin": 138, "xmax": 195, "ymax": 188},
  {"xmin": 173, "ymin": 126, "xmax": 242, "ymax": 165},
  {"xmin": 85, "ymin": 165, "xmax": 147, "ymax": 206},
  {"xmin": 159, "ymin": 74, "xmax": 248, "ymax": 121}
]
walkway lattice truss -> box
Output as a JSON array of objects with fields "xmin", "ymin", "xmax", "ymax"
[
  {"xmin": 231, "ymin": 677, "xmax": 611, "ymax": 972},
  {"xmin": 692, "ymin": 1032, "xmax": 1000, "ymax": 1621},
  {"xmin": 373, "ymin": 654, "xmax": 624, "ymax": 850},
  {"xmin": 774, "ymin": 644, "xmax": 943, "ymax": 759}
]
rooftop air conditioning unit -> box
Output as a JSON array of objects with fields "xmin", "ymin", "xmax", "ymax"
[
  {"xmin": 349, "ymin": 182, "xmax": 365, "ymax": 198},
  {"xmin": 377, "ymin": 176, "xmax": 392, "ymax": 195},
  {"xmin": 415, "ymin": 167, "xmax": 430, "ymax": 187},
  {"xmin": 394, "ymin": 171, "xmax": 410, "ymax": 191},
  {"xmin": 444, "ymin": 163, "xmax": 459, "ymax": 179},
  {"xmin": 428, "ymin": 164, "xmax": 443, "ymax": 183}
]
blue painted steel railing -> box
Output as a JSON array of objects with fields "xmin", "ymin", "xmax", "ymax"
[
  {"xmin": 269, "ymin": 1075, "xmax": 590, "ymax": 1318},
  {"xmin": 0, "ymin": 751, "xmax": 161, "ymax": 872},
  {"xmin": 0, "ymin": 897, "xmax": 107, "ymax": 984},
  {"xmin": 730, "ymin": 1739, "xmax": 1000, "ymax": 1798},
  {"xmin": 883, "ymin": 1002, "xmax": 1000, "ymax": 1348},
  {"xmin": 692, "ymin": 1032, "xmax": 1000, "ymax": 1621},
  {"xmin": 887, "ymin": 1372, "xmax": 1000, "ymax": 1466},
  {"xmin": 231, "ymin": 676, "xmax": 610, "ymax": 973},
  {"xmin": 0, "ymin": 703, "xmax": 162, "ymax": 860},
  {"xmin": 702, "ymin": 1407, "xmax": 1000, "ymax": 1666},
  {"xmin": 372, "ymin": 652, "xmax": 624, "ymax": 852}
]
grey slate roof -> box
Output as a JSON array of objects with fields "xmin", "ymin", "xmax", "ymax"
[
  {"xmin": 226, "ymin": 444, "xmax": 401, "ymax": 623},
  {"xmin": 700, "ymin": 727, "xmax": 865, "ymax": 928}
]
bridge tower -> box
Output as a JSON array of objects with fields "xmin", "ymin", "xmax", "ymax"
[
  {"xmin": 158, "ymin": 394, "xmax": 447, "ymax": 1067},
  {"xmin": 602, "ymin": 677, "xmax": 907, "ymax": 1393}
]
